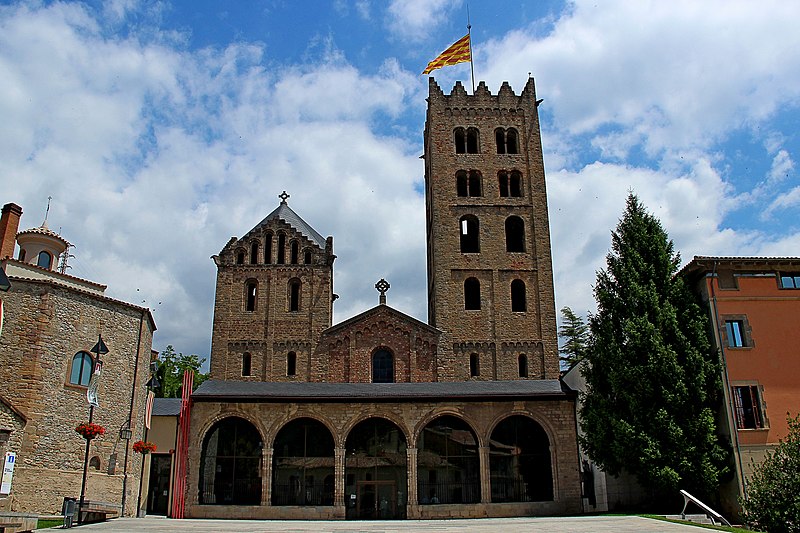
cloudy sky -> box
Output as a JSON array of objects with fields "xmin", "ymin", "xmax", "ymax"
[{"xmin": 2, "ymin": 0, "xmax": 798, "ymax": 364}]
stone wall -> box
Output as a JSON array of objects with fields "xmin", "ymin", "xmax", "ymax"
[{"xmin": 0, "ymin": 278, "xmax": 153, "ymax": 515}]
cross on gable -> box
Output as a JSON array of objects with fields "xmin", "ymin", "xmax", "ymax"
[
  {"xmin": 278, "ymin": 191, "xmax": 290, "ymax": 204},
  {"xmin": 375, "ymin": 278, "xmax": 390, "ymax": 305}
]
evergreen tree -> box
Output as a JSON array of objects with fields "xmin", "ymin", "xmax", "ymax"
[
  {"xmin": 154, "ymin": 345, "xmax": 209, "ymax": 398},
  {"xmin": 580, "ymin": 193, "xmax": 728, "ymax": 500},
  {"xmin": 741, "ymin": 413, "xmax": 800, "ymax": 533},
  {"xmin": 559, "ymin": 306, "xmax": 590, "ymax": 369}
]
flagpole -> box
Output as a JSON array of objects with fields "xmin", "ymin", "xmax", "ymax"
[{"xmin": 467, "ymin": 5, "xmax": 475, "ymax": 93}]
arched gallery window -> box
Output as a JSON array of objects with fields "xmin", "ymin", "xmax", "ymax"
[
  {"xmin": 290, "ymin": 241, "xmax": 299, "ymax": 264},
  {"xmin": 499, "ymin": 171, "xmax": 523, "ymax": 197},
  {"xmin": 495, "ymin": 128, "xmax": 519, "ymax": 154},
  {"xmin": 489, "ymin": 416, "xmax": 552, "ymax": 502},
  {"xmin": 69, "ymin": 351, "xmax": 93, "ymax": 386},
  {"xmin": 417, "ymin": 416, "xmax": 480, "ymax": 505},
  {"xmin": 272, "ymin": 418, "xmax": 335, "ymax": 506},
  {"xmin": 277, "ymin": 233, "xmax": 286, "ymax": 264},
  {"xmin": 265, "ymin": 233, "xmax": 273, "ymax": 264},
  {"xmin": 372, "ymin": 349, "xmax": 394, "ymax": 383},
  {"xmin": 199, "ymin": 417, "xmax": 262, "ymax": 505}
]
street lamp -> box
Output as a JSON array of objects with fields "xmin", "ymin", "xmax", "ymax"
[{"xmin": 78, "ymin": 334, "xmax": 108, "ymax": 524}]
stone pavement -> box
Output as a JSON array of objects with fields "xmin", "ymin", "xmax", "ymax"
[{"xmin": 73, "ymin": 516, "xmax": 706, "ymax": 532}]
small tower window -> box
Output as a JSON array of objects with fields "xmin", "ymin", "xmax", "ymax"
[
  {"xmin": 290, "ymin": 241, "xmax": 299, "ymax": 264},
  {"xmin": 303, "ymin": 250, "xmax": 312, "ymax": 264},
  {"xmin": 18, "ymin": 249, "xmax": 26, "ymax": 262},
  {"xmin": 459, "ymin": 215, "xmax": 480, "ymax": 253},
  {"xmin": 289, "ymin": 279, "xmax": 301, "ymax": 312},
  {"xmin": 265, "ymin": 233, "xmax": 273, "ymax": 264},
  {"xmin": 468, "ymin": 170, "xmax": 482, "ymax": 197},
  {"xmin": 511, "ymin": 279, "xmax": 527, "ymax": 312},
  {"xmin": 466, "ymin": 127, "xmax": 479, "ymax": 153},
  {"xmin": 245, "ymin": 281, "xmax": 257, "ymax": 312},
  {"xmin": 469, "ymin": 353, "xmax": 479, "ymax": 377},
  {"xmin": 518, "ymin": 354, "xmax": 529, "ymax": 378},
  {"xmin": 277, "ymin": 233, "xmax": 286, "ymax": 264},
  {"xmin": 499, "ymin": 171, "xmax": 523, "ymax": 197},
  {"xmin": 242, "ymin": 352, "xmax": 252, "ymax": 377},
  {"xmin": 37, "ymin": 251, "xmax": 52, "ymax": 269},
  {"xmin": 287, "ymin": 351, "xmax": 297, "ymax": 376},
  {"xmin": 69, "ymin": 351, "xmax": 94, "ymax": 386},
  {"xmin": 510, "ymin": 171, "xmax": 522, "ymax": 196},
  {"xmin": 250, "ymin": 242, "xmax": 259, "ymax": 264},
  {"xmin": 236, "ymin": 250, "xmax": 245, "ymax": 265},
  {"xmin": 456, "ymin": 171, "xmax": 468, "ymax": 197},
  {"xmin": 454, "ymin": 128, "xmax": 466, "ymax": 154},
  {"xmin": 496, "ymin": 128, "xmax": 519, "ymax": 154},
  {"xmin": 464, "ymin": 277, "xmax": 481, "ymax": 310},
  {"xmin": 495, "ymin": 128, "xmax": 506, "ymax": 154},
  {"xmin": 505, "ymin": 216, "xmax": 525, "ymax": 252},
  {"xmin": 372, "ymin": 349, "xmax": 394, "ymax": 383}
]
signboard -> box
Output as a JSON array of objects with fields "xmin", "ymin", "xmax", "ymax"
[{"xmin": 1, "ymin": 452, "xmax": 16, "ymax": 495}]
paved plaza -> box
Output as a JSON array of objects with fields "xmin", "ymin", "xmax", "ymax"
[{"xmin": 73, "ymin": 516, "xmax": 708, "ymax": 532}]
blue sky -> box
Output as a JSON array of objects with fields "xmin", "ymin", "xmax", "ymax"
[{"xmin": 2, "ymin": 0, "xmax": 798, "ymax": 364}]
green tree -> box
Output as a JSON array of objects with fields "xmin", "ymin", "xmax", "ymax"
[
  {"xmin": 741, "ymin": 413, "xmax": 800, "ymax": 533},
  {"xmin": 580, "ymin": 193, "xmax": 728, "ymax": 500},
  {"xmin": 154, "ymin": 345, "xmax": 209, "ymax": 398},
  {"xmin": 559, "ymin": 306, "xmax": 590, "ymax": 369}
]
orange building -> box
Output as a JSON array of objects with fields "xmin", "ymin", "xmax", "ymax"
[{"xmin": 681, "ymin": 256, "xmax": 800, "ymax": 512}]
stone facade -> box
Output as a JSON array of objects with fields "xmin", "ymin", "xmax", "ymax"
[{"xmin": 184, "ymin": 77, "xmax": 581, "ymax": 520}]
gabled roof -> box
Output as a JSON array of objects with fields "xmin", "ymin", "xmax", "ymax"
[
  {"xmin": 679, "ymin": 256, "xmax": 800, "ymax": 277},
  {"xmin": 322, "ymin": 303, "xmax": 440, "ymax": 337},
  {"xmin": 251, "ymin": 200, "xmax": 326, "ymax": 249}
]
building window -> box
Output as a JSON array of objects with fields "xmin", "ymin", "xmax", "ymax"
[
  {"xmin": 468, "ymin": 171, "xmax": 482, "ymax": 196},
  {"xmin": 779, "ymin": 274, "xmax": 800, "ymax": 288},
  {"xmin": 304, "ymin": 250, "xmax": 312, "ymax": 264},
  {"xmin": 277, "ymin": 233, "xmax": 286, "ymax": 264},
  {"xmin": 242, "ymin": 353, "xmax": 252, "ymax": 377},
  {"xmin": 199, "ymin": 417, "xmax": 263, "ymax": 505},
  {"xmin": 37, "ymin": 251, "xmax": 52, "ymax": 269},
  {"xmin": 725, "ymin": 320, "xmax": 746, "ymax": 347},
  {"xmin": 417, "ymin": 416, "xmax": 480, "ymax": 505},
  {"xmin": 511, "ymin": 280, "xmax": 527, "ymax": 312},
  {"xmin": 271, "ymin": 418, "xmax": 335, "ymax": 506},
  {"xmin": 265, "ymin": 233, "xmax": 273, "ymax": 264},
  {"xmin": 69, "ymin": 351, "xmax": 94, "ymax": 386},
  {"xmin": 372, "ymin": 349, "xmax": 394, "ymax": 383},
  {"xmin": 466, "ymin": 128, "xmax": 479, "ymax": 153},
  {"xmin": 245, "ymin": 281, "xmax": 257, "ymax": 312},
  {"xmin": 460, "ymin": 216, "xmax": 480, "ymax": 253},
  {"xmin": 454, "ymin": 127, "xmax": 479, "ymax": 154},
  {"xmin": 287, "ymin": 352, "xmax": 297, "ymax": 376},
  {"xmin": 518, "ymin": 354, "xmax": 528, "ymax": 378},
  {"xmin": 464, "ymin": 278, "xmax": 481, "ymax": 310},
  {"xmin": 250, "ymin": 242, "xmax": 259, "ymax": 264},
  {"xmin": 505, "ymin": 216, "xmax": 525, "ymax": 252},
  {"xmin": 499, "ymin": 171, "xmax": 523, "ymax": 197},
  {"xmin": 290, "ymin": 241, "xmax": 299, "ymax": 264},
  {"xmin": 469, "ymin": 353, "xmax": 479, "ymax": 377},
  {"xmin": 732, "ymin": 385, "xmax": 765, "ymax": 429},
  {"xmin": 495, "ymin": 128, "xmax": 519, "ymax": 155},
  {"xmin": 236, "ymin": 250, "xmax": 245, "ymax": 265},
  {"xmin": 289, "ymin": 280, "xmax": 301, "ymax": 312}
]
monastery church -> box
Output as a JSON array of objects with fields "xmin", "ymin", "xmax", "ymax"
[{"xmin": 184, "ymin": 77, "xmax": 581, "ymax": 520}]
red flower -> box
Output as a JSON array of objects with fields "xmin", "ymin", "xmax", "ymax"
[
  {"xmin": 133, "ymin": 440, "xmax": 157, "ymax": 454},
  {"xmin": 75, "ymin": 422, "xmax": 106, "ymax": 440}
]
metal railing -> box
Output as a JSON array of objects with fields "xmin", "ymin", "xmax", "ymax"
[
  {"xmin": 271, "ymin": 482, "xmax": 334, "ymax": 506},
  {"xmin": 418, "ymin": 480, "xmax": 480, "ymax": 504}
]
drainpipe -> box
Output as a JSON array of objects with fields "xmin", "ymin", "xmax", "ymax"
[{"xmin": 707, "ymin": 261, "xmax": 747, "ymax": 500}]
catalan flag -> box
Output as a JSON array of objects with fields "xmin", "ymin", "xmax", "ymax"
[{"xmin": 422, "ymin": 34, "xmax": 471, "ymax": 75}]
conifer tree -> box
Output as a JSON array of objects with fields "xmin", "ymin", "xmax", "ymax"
[
  {"xmin": 580, "ymin": 194, "xmax": 728, "ymax": 499},
  {"xmin": 559, "ymin": 306, "xmax": 589, "ymax": 369}
]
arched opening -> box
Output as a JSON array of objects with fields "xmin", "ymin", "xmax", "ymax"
[
  {"xmin": 69, "ymin": 351, "xmax": 93, "ymax": 386},
  {"xmin": 518, "ymin": 354, "xmax": 529, "ymax": 378},
  {"xmin": 250, "ymin": 242, "xmax": 259, "ymax": 264},
  {"xmin": 277, "ymin": 233, "xmax": 286, "ymax": 264},
  {"xmin": 459, "ymin": 216, "xmax": 479, "ymax": 253},
  {"xmin": 372, "ymin": 349, "xmax": 394, "ymax": 383},
  {"xmin": 245, "ymin": 281, "xmax": 257, "ymax": 312},
  {"xmin": 511, "ymin": 280, "xmax": 527, "ymax": 312},
  {"xmin": 456, "ymin": 171, "xmax": 468, "ymax": 197},
  {"xmin": 199, "ymin": 417, "xmax": 262, "ymax": 505},
  {"xmin": 506, "ymin": 128, "xmax": 519, "ymax": 154},
  {"xmin": 489, "ymin": 416, "xmax": 552, "ymax": 502},
  {"xmin": 265, "ymin": 233, "xmax": 273, "ymax": 264},
  {"xmin": 289, "ymin": 280, "xmax": 301, "ymax": 312},
  {"xmin": 236, "ymin": 250, "xmax": 245, "ymax": 265},
  {"xmin": 304, "ymin": 250, "xmax": 312, "ymax": 264},
  {"xmin": 290, "ymin": 241, "xmax": 299, "ymax": 264},
  {"xmin": 505, "ymin": 216, "xmax": 525, "ymax": 253},
  {"xmin": 287, "ymin": 352, "xmax": 297, "ymax": 377},
  {"xmin": 466, "ymin": 127, "xmax": 479, "ymax": 153},
  {"xmin": 495, "ymin": 128, "xmax": 506, "ymax": 154},
  {"xmin": 417, "ymin": 415, "xmax": 480, "ymax": 505},
  {"xmin": 510, "ymin": 171, "xmax": 522, "ymax": 196},
  {"xmin": 469, "ymin": 353, "xmax": 479, "ymax": 377},
  {"xmin": 464, "ymin": 278, "xmax": 481, "ymax": 310},
  {"xmin": 272, "ymin": 418, "xmax": 335, "ymax": 506},
  {"xmin": 37, "ymin": 250, "xmax": 52, "ymax": 269},
  {"xmin": 89, "ymin": 456, "xmax": 101, "ymax": 470},
  {"xmin": 499, "ymin": 171, "xmax": 509, "ymax": 197},
  {"xmin": 454, "ymin": 128, "xmax": 466, "ymax": 154},
  {"xmin": 467, "ymin": 170, "xmax": 482, "ymax": 197},
  {"xmin": 242, "ymin": 352, "xmax": 252, "ymax": 377},
  {"xmin": 345, "ymin": 418, "xmax": 407, "ymax": 519}
]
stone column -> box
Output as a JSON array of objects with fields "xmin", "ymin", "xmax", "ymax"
[
  {"xmin": 334, "ymin": 447, "xmax": 346, "ymax": 507},
  {"xmin": 479, "ymin": 445, "xmax": 491, "ymax": 503},
  {"xmin": 263, "ymin": 447, "xmax": 273, "ymax": 506},
  {"xmin": 406, "ymin": 446, "xmax": 418, "ymax": 509}
]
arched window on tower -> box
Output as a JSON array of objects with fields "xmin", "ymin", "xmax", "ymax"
[
  {"xmin": 242, "ymin": 352, "xmax": 252, "ymax": 377},
  {"xmin": 469, "ymin": 353, "xmax": 480, "ymax": 377},
  {"xmin": 464, "ymin": 277, "xmax": 481, "ymax": 310},
  {"xmin": 456, "ymin": 171, "xmax": 468, "ymax": 197},
  {"xmin": 510, "ymin": 171, "xmax": 522, "ymax": 196},
  {"xmin": 287, "ymin": 352, "xmax": 297, "ymax": 376},
  {"xmin": 495, "ymin": 128, "xmax": 519, "ymax": 154},
  {"xmin": 265, "ymin": 233, "xmax": 273, "ymax": 264},
  {"xmin": 495, "ymin": 128, "xmax": 506, "ymax": 154},
  {"xmin": 454, "ymin": 127, "xmax": 466, "ymax": 154},
  {"xmin": 304, "ymin": 250, "xmax": 312, "ymax": 264},
  {"xmin": 372, "ymin": 349, "xmax": 394, "ymax": 383},
  {"xmin": 460, "ymin": 215, "xmax": 480, "ymax": 253},
  {"xmin": 37, "ymin": 251, "xmax": 52, "ymax": 269},
  {"xmin": 290, "ymin": 241, "xmax": 299, "ymax": 264},
  {"xmin": 289, "ymin": 279, "xmax": 301, "ymax": 312},
  {"xmin": 250, "ymin": 241, "xmax": 259, "ymax": 264},
  {"xmin": 236, "ymin": 249, "xmax": 245, "ymax": 265},
  {"xmin": 511, "ymin": 279, "xmax": 527, "ymax": 312},
  {"xmin": 468, "ymin": 170, "xmax": 482, "ymax": 197},
  {"xmin": 466, "ymin": 127, "xmax": 479, "ymax": 153},
  {"xmin": 277, "ymin": 233, "xmax": 286, "ymax": 264},
  {"xmin": 518, "ymin": 354, "xmax": 529, "ymax": 378},
  {"xmin": 505, "ymin": 216, "xmax": 525, "ymax": 252},
  {"xmin": 245, "ymin": 281, "xmax": 257, "ymax": 312}
]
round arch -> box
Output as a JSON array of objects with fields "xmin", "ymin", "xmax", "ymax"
[
  {"xmin": 199, "ymin": 416, "xmax": 263, "ymax": 505},
  {"xmin": 271, "ymin": 417, "xmax": 335, "ymax": 506},
  {"xmin": 487, "ymin": 414, "xmax": 553, "ymax": 503}
]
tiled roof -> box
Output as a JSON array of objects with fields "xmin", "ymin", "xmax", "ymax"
[
  {"xmin": 192, "ymin": 379, "xmax": 572, "ymax": 402},
  {"xmin": 255, "ymin": 201, "xmax": 326, "ymax": 248},
  {"xmin": 152, "ymin": 397, "xmax": 181, "ymax": 416},
  {"xmin": 679, "ymin": 256, "xmax": 800, "ymax": 276}
]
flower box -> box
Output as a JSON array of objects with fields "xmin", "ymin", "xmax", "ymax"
[
  {"xmin": 133, "ymin": 440, "xmax": 157, "ymax": 454},
  {"xmin": 75, "ymin": 422, "xmax": 106, "ymax": 440}
]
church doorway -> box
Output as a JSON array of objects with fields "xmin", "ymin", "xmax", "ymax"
[{"xmin": 345, "ymin": 418, "xmax": 407, "ymax": 519}]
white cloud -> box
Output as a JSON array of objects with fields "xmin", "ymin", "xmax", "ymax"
[{"xmin": 386, "ymin": 0, "xmax": 462, "ymax": 41}]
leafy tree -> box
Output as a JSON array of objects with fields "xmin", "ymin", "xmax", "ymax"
[
  {"xmin": 580, "ymin": 193, "xmax": 728, "ymax": 500},
  {"xmin": 559, "ymin": 306, "xmax": 590, "ymax": 369},
  {"xmin": 741, "ymin": 413, "xmax": 800, "ymax": 533},
  {"xmin": 153, "ymin": 345, "xmax": 209, "ymax": 398}
]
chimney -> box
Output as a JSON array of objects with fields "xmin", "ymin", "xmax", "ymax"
[{"xmin": 0, "ymin": 203, "xmax": 22, "ymax": 260}]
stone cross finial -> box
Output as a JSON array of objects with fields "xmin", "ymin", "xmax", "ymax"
[
  {"xmin": 278, "ymin": 191, "xmax": 290, "ymax": 204},
  {"xmin": 375, "ymin": 278, "xmax": 390, "ymax": 305}
]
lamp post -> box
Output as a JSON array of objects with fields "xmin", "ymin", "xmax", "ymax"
[
  {"xmin": 77, "ymin": 334, "xmax": 108, "ymax": 524},
  {"xmin": 119, "ymin": 421, "xmax": 133, "ymax": 516}
]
